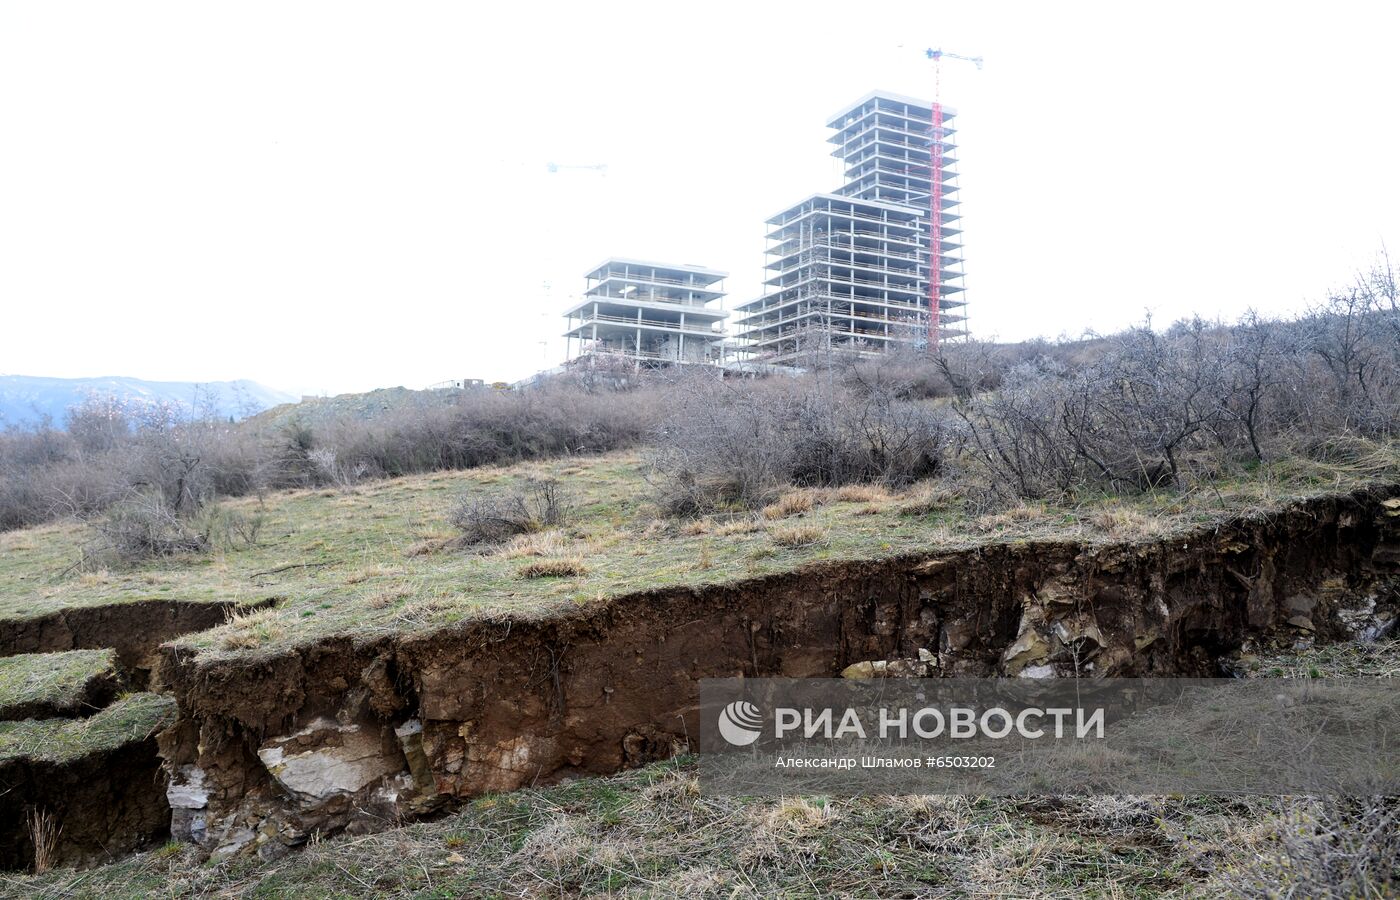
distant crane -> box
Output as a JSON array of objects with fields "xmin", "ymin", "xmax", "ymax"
[
  {"xmin": 924, "ymin": 48, "xmax": 983, "ymax": 70},
  {"xmin": 923, "ymin": 47, "xmax": 982, "ymax": 349},
  {"xmin": 546, "ymin": 162, "xmax": 608, "ymax": 175}
]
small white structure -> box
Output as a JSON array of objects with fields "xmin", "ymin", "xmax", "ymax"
[{"xmin": 564, "ymin": 258, "xmax": 728, "ymax": 367}]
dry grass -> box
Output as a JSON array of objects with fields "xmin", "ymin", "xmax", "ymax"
[
  {"xmin": 714, "ymin": 517, "xmax": 763, "ymax": 536},
  {"xmin": 16, "ymin": 641, "xmax": 1400, "ymax": 893},
  {"xmin": 3, "ymin": 445, "xmax": 1396, "ymax": 660},
  {"xmin": 219, "ymin": 607, "xmax": 287, "ymax": 651},
  {"xmin": 768, "ymin": 524, "xmax": 826, "ymax": 548},
  {"xmin": 403, "ymin": 535, "xmax": 453, "ymax": 558},
  {"xmin": 761, "ymin": 490, "xmax": 820, "ymax": 520},
  {"xmin": 77, "ymin": 570, "xmax": 112, "ymax": 587},
  {"xmin": 0, "ymin": 693, "xmax": 176, "ymax": 766},
  {"xmin": 680, "ymin": 518, "xmax": 713, "ymax": 536},
  {"xmin": 755, "ymin": 796, "xmax": 838, "ymax": 832},
  {"xmin": 1088, "ymin": 505, "xmax": 1165, "ymax": 539},
  {"xmin": 974, "ymin": 504, "xmax": 1048, "ymax": 532},
  {"xmin": 518, "ymin": 557, "xmax": 588, "ymax": 579},
  {"xmin": 344, "ymin": 563, "xmax": 405, "ymax": 584},
  {"xmin": 497, "ymin": 529, "xmax": 569, "ymax": 559},
  {"xmin": 366, "ymin": 587, "xmax": 413, "ymax": 609},
  {"xmin": 899, "ymin": 482, "xmax": 957, "ymax": 516},
  {"xmin": 4, "ymin": 754, "xmax": 1358, "ymax": 898},
  {"xmin": 832, "ymin": 483, "xmax": 892, "ymax": 504},
  {"xmin": 25, "ymin": 808, "xmax": 60, "ymax": 874}
]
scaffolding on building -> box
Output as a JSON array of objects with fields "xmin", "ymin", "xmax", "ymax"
[{"xmin": 731, "ymin": 90, "xmax": 966, "ymax": 368}]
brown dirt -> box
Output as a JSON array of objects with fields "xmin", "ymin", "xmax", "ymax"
[
  {"xmin": 0, "ymin": 600, "xmax": 266, "ymax": 688},
  {"xmin": 0, "ymin": 735, "xmax": 170, "ymax": 871}
]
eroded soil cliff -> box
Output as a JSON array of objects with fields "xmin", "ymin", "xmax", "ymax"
[{"xmin": 152, "ymin": 485, "xmax": 1400, "ymax": 861}]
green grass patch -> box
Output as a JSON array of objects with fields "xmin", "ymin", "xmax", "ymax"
[
  {"xmin": 0, "ymin": 693, "xmax": 175, "ymax": 765},
  {"xmin": 0, "ymin": 649, "xmax": 116, "ymax": 719}
]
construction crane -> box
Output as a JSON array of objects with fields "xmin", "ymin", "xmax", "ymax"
[
  {"xmin": 546, "ymin": 162, "xmax": 608, "ymax": 175},
  {"xmin": 923, "ymin": 47, "xmax": 981, "ymax": 349},
  {"xmin": 924, "ymin": 48, "xmax": 983, "ymax": 70}
]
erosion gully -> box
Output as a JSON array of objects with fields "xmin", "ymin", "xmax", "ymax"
[{"xmin": 3, "ymin": 486, "xmax": 1397, "ymax": 869}]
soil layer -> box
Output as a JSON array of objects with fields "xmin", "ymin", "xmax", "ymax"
[{"xmin": 155, "ymin": 485, "xmax": 1400, "ymax": 860}]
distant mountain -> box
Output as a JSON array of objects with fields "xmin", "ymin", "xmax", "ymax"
[{"xmin": 0, "ymin": 375, "xmax": 298, "ymax": 429}]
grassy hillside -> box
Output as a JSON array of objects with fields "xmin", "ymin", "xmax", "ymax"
[{"xmin": 2, "ymin": 443, "xmax": 1397, "ymax": 661}]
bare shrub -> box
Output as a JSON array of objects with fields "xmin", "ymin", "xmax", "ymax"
[
  {"xmin": 1297, "ymin": 275, "xmax": 1400, "ymax": 435},
  {"xmin": 0, "ymin": 377, "xmax": 666, "ymax": 534},
  {"xmin": 450, "ymin": 479, "xmax": 569, "ymax": 546},
  {"xmin": 302, "ymin": 380, "xmax": 664, "ymax": 481},
  {"xmin": 647, "ymin": 373, "xmax": 953, "ymax": 516},
  {"xmin": 954, "ymin": 321, "xmax": 1238, "ymax": 499},
  {"xmin": 949, "ymin": 283, "xmax": 1400, "ymax": 503},
  {"xmin": 4, "ymin": 258, "xmax": 1397, "ymax": 534},
  {"xmin": 198, "ymin": 504, "xmax": 265, "ymax": 551},
  {"xmin": 95, "ymin": 492, "xmax": 210, "ymax": 563},
  {"xmin": 307, "ymin": 447, "xmax": 372, "ymax": 490},
  {"xmin": 1227, "ymin": 795, "xmax": 1400, "ymax": 899}
]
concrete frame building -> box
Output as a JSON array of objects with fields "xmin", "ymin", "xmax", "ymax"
[
  {"xmin": 564, "ymin": 258, "xmax": 728, "ymax": 367},
  {"xmin": 732, "ymin": 90, "xmax": 965, "ymax": 366}
]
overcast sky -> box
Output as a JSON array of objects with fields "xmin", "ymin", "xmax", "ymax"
[{"xmin": 3, "ymin": 2, "xmax": 1397, "ymax": 395}]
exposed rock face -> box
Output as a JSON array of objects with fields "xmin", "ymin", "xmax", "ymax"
[
  {"xmin": 156, "ymin": 485, "xmax": 1400, "ymax": 859},
  {"xmin": 257, "ymin": 718, "xmax": 403, "ymax": 807},
  {"xmin": 841, "ymin": 654, "xmax": 934, "ymax": 679},
  {"xmin": 167, "ymin": 764, "xmax": 210, "ymax": 845}
]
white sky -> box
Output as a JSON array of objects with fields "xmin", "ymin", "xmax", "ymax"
[{"xmin": 3, "ymin": 1, "xmax": 1398, "ymax": 395}]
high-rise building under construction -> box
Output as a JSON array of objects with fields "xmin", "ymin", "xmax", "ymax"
[{"xmin": 732, "ymin": 90, "xmax": 965, "ymax": 366}]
